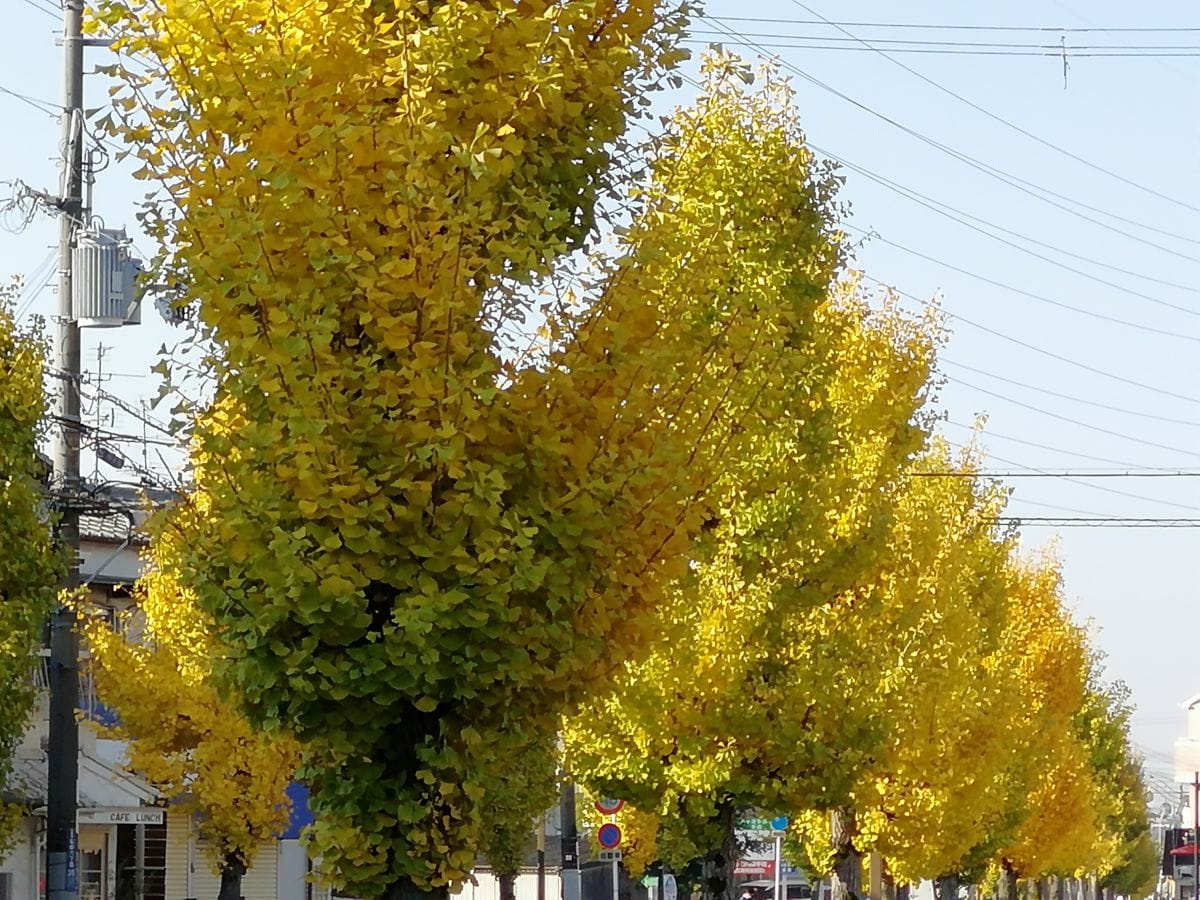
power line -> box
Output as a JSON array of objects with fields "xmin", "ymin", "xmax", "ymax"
[
  {"xmin": 0, "ymin": 84, "xmax": 60, "ymax": 117},
  {"xmin": 16, "ymin": 250, "xmax": 58, "ymax": 319},
  {"xmin": 691, "ymin": 30, "xmax": 1200, "ymax": 53},
  {"xmin": 861, "ymin": 274, "xmax": 1200, "ymax": 408},
  {"xmin": 685, "ymin": 39, "xmax": 1200, "ymax": 58},
  {"xmin": 941, "ymin": 358, "xmax": 1200, "ymax": 429},
  {"xmin": 1004, "ymin": 495, "xmax": 1111, "ymax": 519},
  {"xmin": 1050, "ymin": 0, "xmax": 1200, "ymax": 89},
  {"xmin": 943, "ymin": 420, "xmax": 1156, "ymax": 469},
  {"xmin": 993, "ymin": 517, "xmax": 1200, "ymax": 527},
  {"xmin": 970, "ymin": 440, "xmax": 1200, "ymax": 512},
  {"xmin": 696, "ymin": 19, "xmax": 1200, "ymax": 256},
  {"xmin": 822, "ymin": 146, "xmax": 1200, "ymax": 298},
  {"xmin": 942, "ymin": 437, "xmax": 1200, "ymax": 516},
  {"xmin": 915, "ymin": 470, "xmax": 1200, "ymax": 479},
  {"xmin": 951, "ymin": 376, "xmax": 1200, "ymax": 460},
  {"xmin": 845, "ymin": 224, "xmax": 1200, "ymax": 339},
  {"xmin": 705, "ymin": 17, "xmax": 1200, "ymax": 35},
  {"xmin": 16, "ymin": 0, "xmax": 58, "ymax": 19}
]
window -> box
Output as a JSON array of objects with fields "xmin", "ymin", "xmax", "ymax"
[
  {"xmin": 115, "ymin": 821, "xmax": 167, "ymax": 900},
  {"xmin": 79, "ymin": 849, "xmax": 104, "ymax": 900}
]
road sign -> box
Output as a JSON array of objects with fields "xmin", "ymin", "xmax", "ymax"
[
  {"xmin": 595, "ymin": 798, "xmax": 626, "ymax": 815},
  {"xmin": 598, "ymin": 823, "xmax": 622, "ymax": 849},
  {"xmin": 663, "ymin": 874, "xmax": 678, "ymax": 900},
  {"xmin": 599, "ymin": 850, "xmax": 624, "ymax": 862},
  {"xmin": 770, "ymin": 816, "xmax": 790, "ymax": 832},
  {"xmin": 734, "ymin": 860, "xmax": 776, "ymax": 876}
]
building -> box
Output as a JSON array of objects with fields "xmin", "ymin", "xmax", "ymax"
[
  {"xmin": 1, "ymin": 496, "xmax": 162, "ymax": 900},
  {"xmin": 1163, "ymin": 694, "xmax": 1200, "ymax": 900},
  {"xmin": 0, "ymin": 489, "xmax": 322, "ymax": 900}
]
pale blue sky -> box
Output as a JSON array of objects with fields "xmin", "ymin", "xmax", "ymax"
[{"xmin": 4, "ymin": 0, "xmax": 1197, "ymax": 802}]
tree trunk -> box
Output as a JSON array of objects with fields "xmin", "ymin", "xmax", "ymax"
[
  {"xmin": 896, "ymin": 883, "xmax": 910, "ymax": 900},
  {"xmin": 383, "ymin": 878, "xmax": 452, "ymax": 900},
  {"xmin": 216, "ymin": 853, "xmax": 246, "ymax": 900},
  {"xmin": 830, "ymin": 807, "xmax": 863, "ymax": 900},
  {"xmin": 1047, "ymin": 876, "xmax": 1061, "ymax": 900},
  {"xmin": 996, "ymin": 861, "xmax": 1017, "ymax": 900},
  {"xmin": 702, "ymin": 800, "xmax": 738, "ymax": 900},
  {"xmin": 881, "ymin": 869, "xmax": 897, "ymax": 900},
  {"xmin": 935, "ymin": 874, "xmax": 958, "ymax": 900},
  {"xmin": 500, "ymin": 873, "xmax": 517, "ymax": 900}
]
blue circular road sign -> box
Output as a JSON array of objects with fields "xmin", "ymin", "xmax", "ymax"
[
  {"xmin": 770, "ymin": 816, "xmax": 790, "ymax": 832},
  {"xmin": 598, "ymin": 823, "xmax": 622, "ymax": 849}
]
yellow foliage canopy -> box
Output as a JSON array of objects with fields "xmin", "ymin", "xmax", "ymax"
[
  {"xmin": 0, "ymin": 287, "xmax": 61, "ymax": 851},
  {"xmin": 83, "ymin": 520, "xmax": 298, "ymax": 874},
  {"xmin": 567, "ymin": 61, "xmax": 941, "ymax": 875}
]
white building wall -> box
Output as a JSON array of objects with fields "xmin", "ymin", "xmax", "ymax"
[
  {"xmin": 452, "ymin": 869, "xmax": 564, "ymax": 900},
  {"xmin": 165, "ymin": 810, "xmax": 281, "ymax": 900},
  {"xmin": 278, "ymin": 839, "xmax": 309, "ymax": 900},
  {"xmin": 0, "ymin": 817, "xmax": 41, "ymax": 900}
]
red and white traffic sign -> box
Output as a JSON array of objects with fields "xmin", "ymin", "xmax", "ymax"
[{"xmin": 594, "ymin": 798, "xmax": 626, "ymax": 815}]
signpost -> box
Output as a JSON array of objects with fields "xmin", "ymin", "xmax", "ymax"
[
  {"xmin": 598, "ymin": 824, "xmax": 623, "ymax": 900},
  {"xmin": 733, "ymin": 860, "xmax": 776, "ymax": 877},
  {"xmin": 770, "ymin": 817, "xmax": 789, "ymax": 900},
  {"xmin": 737, "ymin": 817, "xmax": 772, "ymax": 834}
]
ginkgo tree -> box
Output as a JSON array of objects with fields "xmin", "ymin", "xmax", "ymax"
[
  {"xmin": 790, "ymin": 441, "xmax": 1017, "ymax": 900},
  {"xmin": 790, "ymin": 469, "xmax": 1143, "ymax": 900},
  {"xmin": 1077, "ymin": 677, "xmax": 1157, "ymax": 898},
  {"xmin": 82, "ymin": 515, "xmax": 299, "ymax": 900},
  {"xmin": 986, "ymin": 556, "xmax": 1098, "ymax": 898},
  {"xmin": 87, "ymin": 0, "xmax": 900, "ymax": 892},
  {"xmin": 476, "ymin": 728, "xmax": 558, "ymax": 900},
  {"xmin": 0, "ymin": 283, "xmax": 61, "ymax": 850},
  {"xmin": 565, "ymin": 63, "xmax": 944, "ymax": 900}
]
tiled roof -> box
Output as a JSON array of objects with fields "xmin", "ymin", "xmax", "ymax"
[
  {"xmin": 5, "ymin": 755, "xmax": 47, "ymax": 804},
  {"xmin": 4, "ymin": 752, "xmax": 158, "ymax": 807},
  {"xmin": 79, "ymin": 511, "xmax": 143, "ymax": 545}
]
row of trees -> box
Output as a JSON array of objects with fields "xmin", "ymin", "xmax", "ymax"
[
  {"xmin": 549, "ymin": 49, "xmax": 1157, "ymax": 900},
  {"xmin": 0, "ymin": 2, "xmax": 1155, "ymax": 899}
]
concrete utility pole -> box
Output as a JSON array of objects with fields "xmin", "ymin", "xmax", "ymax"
[
  {"xmin": 46, "ymin": 1, "xmax": 85, "ymax": 898},
  {"xmin": 560, "ymin": 780, "xmax": 580, "ymax": 900}
]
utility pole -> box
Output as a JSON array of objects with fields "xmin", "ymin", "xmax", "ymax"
[
  {"xmin": 46, "ymin": 1, "xmax": 85, "ymax": 898},
  {"xmin": 560, "ymin": 779, "xmax": 580, "ymax": 900},
  {"xmin": 537, "ymin": 811, "xmax": 546, "ymax": 900}
]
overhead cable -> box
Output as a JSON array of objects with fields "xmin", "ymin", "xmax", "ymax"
[
  {"xmin": 941, "ymin": 358, "xmax": 1200, "ymax": 429},
  {"xmin": 697, "ymin": 18, "xmax": 1200, "ymax": 256},
  {"xmin": 818, "ymin": 145, "xmax": 1200, "ymax": 300},
  {"xmin": 705, "ymin": 17, "xmax": 1200, "ymax": 34},
  {"xmin": 860, "ymin": 274, "xmax": 1200, "ymax": 408},
  {"xmin": 845, "ymin": 224, "xmax": 1200, "ymax": 339}
]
